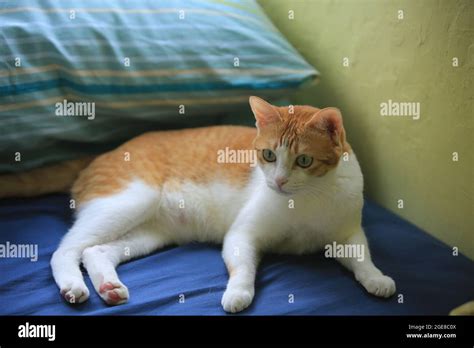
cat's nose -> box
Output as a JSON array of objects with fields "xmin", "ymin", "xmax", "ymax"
[{"xmin": 275, "ymin": 177, "xmax": 288, "ymax": 189}]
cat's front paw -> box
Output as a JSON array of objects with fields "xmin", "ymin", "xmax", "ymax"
[
  {"xmin": 60, "ymin": 281, "xmax": 90, "ymax": 304},
  {"xmin": 221, "ymin": 286, "xmax": 254, "ymax": 313},
  {"xmin": 361, "ymin": 274, "xmax": 396, "ymax": 298}
]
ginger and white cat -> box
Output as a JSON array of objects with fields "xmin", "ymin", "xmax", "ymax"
[{"xmin": 10, "ymin": 96, "xmax": 397, "ymax": 313}]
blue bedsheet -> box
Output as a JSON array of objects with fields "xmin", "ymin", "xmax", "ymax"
[{"xmin": 0, "ymin": 194, "xmax": 472, "ymax": 315}]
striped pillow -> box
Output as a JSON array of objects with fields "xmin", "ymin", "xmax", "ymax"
[{"xmin": 0, "ymin": 0, "xmax": 318, "ymax": 172}]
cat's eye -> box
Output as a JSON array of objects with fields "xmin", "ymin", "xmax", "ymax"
[
  {"xmin": 296, "ymin": 154, "xmax": 313, "ymax": 168},
  {"xmin": 262, "ymin": 149, "xmax": 276, "ymax": 162}
]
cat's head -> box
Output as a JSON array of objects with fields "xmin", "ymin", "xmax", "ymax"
[{"xmin": 250, "ymin": 96, "xmax": 348, "ymax": 195}]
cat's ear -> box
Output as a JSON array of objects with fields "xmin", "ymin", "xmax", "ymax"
[
  {"xmin": 306, "ymin": 107, "xmax": 345, "ymax": 145},
  {"xmin": 249, "ymin": 96, "xmax": 281, "ymax": 128}
]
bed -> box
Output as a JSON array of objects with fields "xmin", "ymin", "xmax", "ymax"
[{"xmin": 0, "ymin": 193, "xmax": 472, "ymax": 315}]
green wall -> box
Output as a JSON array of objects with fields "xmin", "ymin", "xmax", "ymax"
[{"xmin": 260, "ymin": 0, "xmax": 473, "ymax": 259}]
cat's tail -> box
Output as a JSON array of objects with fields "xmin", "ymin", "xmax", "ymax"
[
  {"xmin": 450, "ymin": 300, "xmax": 474, "ymax": 315},
  {"xmin": 0, "ymin": 156, "xmax": 95, "ymax": 198}
]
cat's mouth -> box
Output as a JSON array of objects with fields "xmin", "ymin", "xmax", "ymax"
[{"xmin": 268, "ymin": 184, "xmax": 293, "ymax": 196}]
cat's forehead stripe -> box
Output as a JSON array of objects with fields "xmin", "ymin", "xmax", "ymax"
[{"xmin": 279, "ymin": 120, "xmax": 299, "ymax": 151}]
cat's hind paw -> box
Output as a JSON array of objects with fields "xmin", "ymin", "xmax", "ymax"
[
  {"xmin": 99, "ymin": 281, "xmax": 129, "ymax": 305},
  {"xmin": 60, "ymin": 282, "xmax": 90, "ymax": 304},
  {"xmin": 361, "ymin": 274, "xmax": 396, "ymax": 298}
]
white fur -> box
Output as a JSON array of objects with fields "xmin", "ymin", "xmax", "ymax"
[{"xmin": 51, "ymin": 148, "xmax": 395, "ymax": 311}]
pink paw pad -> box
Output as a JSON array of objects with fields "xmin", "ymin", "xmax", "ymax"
[
  {"xmin": 99, "ymin": 282, "xmax": 116, "ymax": 293},
  {"xmin": 107, "ymin": 290, "xmax": 123, "ymax": 302},
  {"xmin": 98, "ymin": 282, "xmax": 129, "ymax": 305}
]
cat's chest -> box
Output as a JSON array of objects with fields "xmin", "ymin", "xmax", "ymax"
[
  {"xmin": 263, "ymin": 194, "xmax": 358, "ymax": 254},
  {"xmin": 269, "ymin": 220, "xmax": 349, "ymax": 255},
  {"xmin": 278, "ymin": 192, "xmax": 347, "ymax": 228}
]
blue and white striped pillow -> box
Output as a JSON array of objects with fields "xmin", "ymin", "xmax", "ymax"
[{"xmin": 0, "ymin": 0, "xmax": 318, "ymax": 172}]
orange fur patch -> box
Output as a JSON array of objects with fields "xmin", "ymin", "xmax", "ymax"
[{"xmin": 72, "ymin": 126, "xmax": 257, "ymax": 204}]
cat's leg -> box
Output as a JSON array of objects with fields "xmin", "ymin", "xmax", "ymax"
[
  {"xmin": 51, "ymin": 181, "xmax": 158, "ymax": 304},
  {"xmin": 336, "ymin": 228, "xmax": 396, "ymax": 298},
  {"xmin": 221, "ymin": 191, "xmax": 282, "ymax": 313},
  {"xmin": 221, "ymin": 228, "xmax": 260, "ymax": 313},
  {"xmin": 82, "ymin": 224, "xmax": 168, "ymax": 305}
]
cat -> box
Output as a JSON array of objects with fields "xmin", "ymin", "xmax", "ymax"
[
  {"xmin": 450, "ymin": 301, "xmax": 474, "ymax": 315},
  {"xmin": 2, "ymin": 96, "xmax": 396, "ymax": 313}
]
